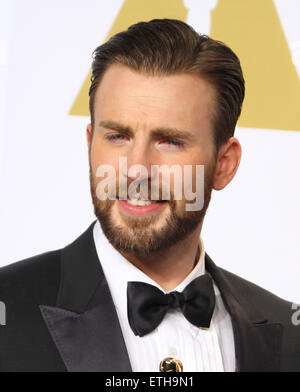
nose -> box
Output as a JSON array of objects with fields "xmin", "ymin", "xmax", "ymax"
[{"xmin": 125, "ymin": 141, "xmax": 153, "ymax": 182}]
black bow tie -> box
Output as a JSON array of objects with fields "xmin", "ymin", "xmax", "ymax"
[{"xmin": 127, "ymin": 274, "xmax": 216, "ymax": 337}]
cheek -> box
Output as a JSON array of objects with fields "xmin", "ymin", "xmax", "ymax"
[
  {"xmin": 90, "ymin": 138, "xmax": 118, "ymax": 173},
  {"xmin": 178, "ymin": 157, "xmax": 206, "ymax": 195}
]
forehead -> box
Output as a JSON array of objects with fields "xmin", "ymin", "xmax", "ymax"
[{"xmin": 94, "ymin": 64, "xmax": 215, "ymax": 136}]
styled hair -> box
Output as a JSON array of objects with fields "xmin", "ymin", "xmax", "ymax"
[{"xmin": 89, "ymin": 18, "xmax": 245, "ymax": 151}]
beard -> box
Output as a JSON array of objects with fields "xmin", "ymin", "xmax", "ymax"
[{"xmin": 89, "ymin": 159, "xmax": 216, "ymax": 257}]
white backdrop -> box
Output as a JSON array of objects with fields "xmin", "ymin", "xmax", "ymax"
[{"xmin": 0, "ymin": 0, "xmax": 299, "ymax": 303}]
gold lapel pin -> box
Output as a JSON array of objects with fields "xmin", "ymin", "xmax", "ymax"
[{"xmin": 159, "ymin": 357, "xmax": 183, "ymax": 372}]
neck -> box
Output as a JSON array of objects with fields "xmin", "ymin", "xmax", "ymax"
[{"xmin": 120, "ymin": 226, "xmax": 203, "ymax": 292}]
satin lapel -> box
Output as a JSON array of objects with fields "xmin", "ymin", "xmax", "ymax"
[
  {"xmin": 205, "ymin": 254, "xmax": 283, "ymax": 372},
  {"xmin": 40, "ymin": 221, "xmax": 132, "ymax": 372}
]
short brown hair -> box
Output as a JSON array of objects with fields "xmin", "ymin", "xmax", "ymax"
[{"xmin": 89, "ymin": 18, "xmax": 245, "ymax": 151}]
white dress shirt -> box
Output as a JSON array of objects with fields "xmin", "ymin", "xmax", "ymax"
[{"xmin": 93, "ymin": 220, "xmax": 236, "ymax": 372}]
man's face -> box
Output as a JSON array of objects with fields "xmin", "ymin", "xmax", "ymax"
[{"xmin": 87, "ymin": 64, "xmax": 217, "ymax": 256}]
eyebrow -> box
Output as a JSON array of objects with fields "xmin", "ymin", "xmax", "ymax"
[{"xmin": 98, "ymin": 120, "xmax": 196, "ymax": 143}]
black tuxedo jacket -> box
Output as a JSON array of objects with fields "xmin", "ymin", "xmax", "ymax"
[{"xmin": 0, "ymin": 221, "xmax": 299, "ymax": 372}]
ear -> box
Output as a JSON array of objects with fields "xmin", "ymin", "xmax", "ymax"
[
  {"xmin": 213, "ymin": 137, "xmax": 242, "ymax": 191},
  {"xmin": 86, "ymin": 123, "xmax": 92, "ymax": 151}
]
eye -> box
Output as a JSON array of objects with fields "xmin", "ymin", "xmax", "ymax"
[
  {"xmin": 105, "ymin": 133, "xmax": 128, "ymax": 143},
  {"xmin": 159, "ymin": 138, "xmax": 184, "ymax": 149}
]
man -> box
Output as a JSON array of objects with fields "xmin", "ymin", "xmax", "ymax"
[{"xmin": 0, "ymin": 19, "xmax": 299, "ymax": 372}]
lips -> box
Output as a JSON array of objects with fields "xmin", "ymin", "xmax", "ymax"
[
  {"xmin": 116, "ymin": 196, "xmax": 167, "ymax": 203},
  {"xmin": 117, "ymin": 197, "xmax": 168, "ymax": 216}
]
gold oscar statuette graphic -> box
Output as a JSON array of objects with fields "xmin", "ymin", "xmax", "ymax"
[
  {"xmin": 159, "ymin": 357, "xmax": 183, "ymax": 372},
  {"xmin": 70, "ymin": 0, "xmax": 300, "ymax": 133}
]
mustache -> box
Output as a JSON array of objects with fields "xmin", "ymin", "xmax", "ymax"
[{"xmin": 97, "ymin": 177, "xmax": 177, "ymax": 202}]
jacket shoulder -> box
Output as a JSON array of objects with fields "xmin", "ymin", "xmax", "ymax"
[
  {"xmin": 219, "ymin": 267, "xmax": 294, "ymax": 319},
  {"xmin": 0, "ymin": 251, "xmax": 67, "ymax": 371},
  {"xmin": 0, "ymin": 250, "xmax": 61, "ymax": 307}
]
